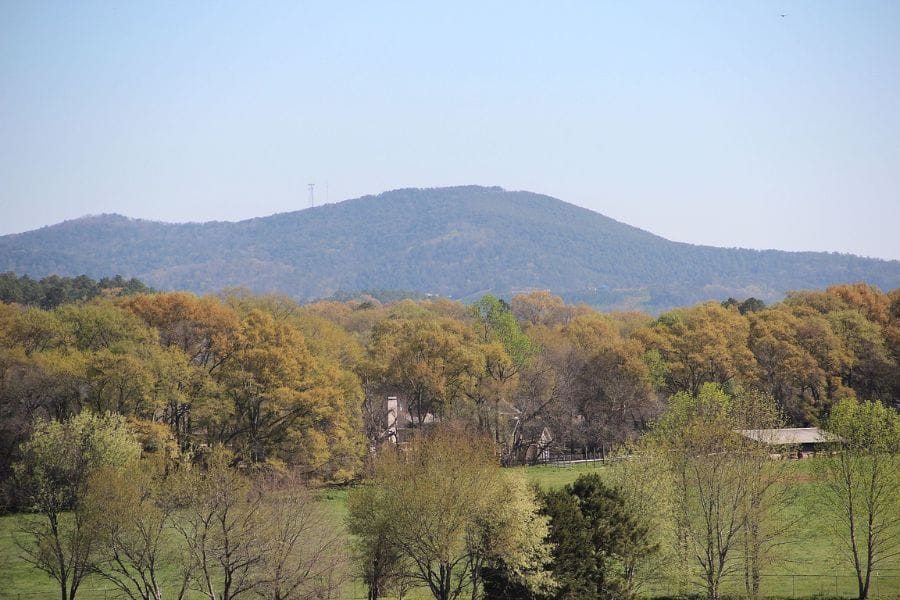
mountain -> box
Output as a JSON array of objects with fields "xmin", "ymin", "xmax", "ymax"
[{"xmin": 1, "ymin": 186, "xmax": 898, "ymax": 312}]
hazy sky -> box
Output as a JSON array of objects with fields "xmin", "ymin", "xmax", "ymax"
[{"xmin": 2, "ymin": 1, "xmax": 899, "ymax": 259}]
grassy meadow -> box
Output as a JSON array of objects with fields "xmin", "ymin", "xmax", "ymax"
[{"xmin": 1, "ymin": 460, "xmax": 898, "ymax": 599}]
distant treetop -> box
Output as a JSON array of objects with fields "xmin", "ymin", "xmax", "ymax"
[{"xmin": 0, "ymin": 272, "xmax": 153, "ymax": 309}]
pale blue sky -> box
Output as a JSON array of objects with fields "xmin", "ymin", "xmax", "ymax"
[{"xmin": 1, "ymin": 1, "xmax": 899, "ymax": 259}]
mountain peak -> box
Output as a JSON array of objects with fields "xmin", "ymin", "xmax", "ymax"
[{"xmin": 1, "ymin": 186, "xmax": 897, "ymax": 312}]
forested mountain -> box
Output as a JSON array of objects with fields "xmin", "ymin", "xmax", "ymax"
[{"xmin": 2, "ymin": 186, "xmax": 898, "ymax": 311}]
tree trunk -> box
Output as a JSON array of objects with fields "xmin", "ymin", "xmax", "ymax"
[
  {"xmin": 744, "ymin": 510, "xmax": 761, "ymax": 600},
  {"xmin": 437, "ymin": 563, "xmax": 451, "ymax": 600}
]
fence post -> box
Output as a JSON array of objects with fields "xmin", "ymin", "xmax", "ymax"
[{"xmin": 792, "ymin": 574, "xmax": 795, "ymax": 598}]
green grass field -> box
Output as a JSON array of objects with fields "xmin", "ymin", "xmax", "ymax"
[{"xmin": 1, "ymin": 460, "xmax": 897, "ymax": 599}]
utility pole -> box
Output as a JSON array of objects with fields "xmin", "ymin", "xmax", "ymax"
[{"xmin": 308, "ymin": 183, "xmax": 315, "ymax": 208}]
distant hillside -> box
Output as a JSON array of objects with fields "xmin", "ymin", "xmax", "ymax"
[{"xmin": 1, "ymin": 186, "xmax": 898, "ymax": 311}]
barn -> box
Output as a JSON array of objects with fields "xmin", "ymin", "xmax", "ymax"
[{"xmin": 736, "ymin": 427, "xmax": 841, "ymax": 457}]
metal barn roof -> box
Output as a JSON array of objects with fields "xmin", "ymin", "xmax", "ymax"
[{"xmin": 736, "ymin": 427, "xmax": 841, "ymax": 445}]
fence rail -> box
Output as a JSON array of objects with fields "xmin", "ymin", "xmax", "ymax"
[
  {"xmin": 538, "ymin": 449, "xmax": 612, "ymax": 466},
  {"xmin": 640, "ymin": 573, "xmax": 900, "ymax": 599}
]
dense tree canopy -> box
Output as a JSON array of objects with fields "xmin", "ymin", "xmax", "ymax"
[{"xmin": 1, "ymin": 281, "xmax": 897, "ymax": 503}]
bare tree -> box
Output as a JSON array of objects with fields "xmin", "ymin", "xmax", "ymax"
[
  {"xmin": 173, "ymin": 449, "xmax": 349, "ymax": 600},
  {"xmin": 172, "ymin": 449, "xmax": 266, "ymax": 600},
  {"xmin": 83, "ymin": 464, "xmax": 191, "ymax": 600},
  {"xmin": 16, "ymin": 510, "xmax": 99, "ymax": 600},
  {"xmin": 253, "ymin": 475, "xmax": 349, "ymax": 600}
]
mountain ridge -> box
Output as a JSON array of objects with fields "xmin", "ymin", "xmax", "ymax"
[{"xmin": 1, "ymin": 186, "xmax": 897, "ymax": 311}]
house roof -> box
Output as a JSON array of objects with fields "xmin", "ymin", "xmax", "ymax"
[{"xmin": 736, "ymin": 427, "xmax": 841, "ymax": 445}]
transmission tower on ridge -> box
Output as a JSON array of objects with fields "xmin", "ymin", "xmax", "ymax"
[{"xmin": 308, "ymin": 183, "xmax": 315, "ymax": 208}]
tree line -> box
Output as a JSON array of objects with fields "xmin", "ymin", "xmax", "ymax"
[
  {"xmin": 1, "ymin": 282, "xmax": 898, "ymax": 497},
  {"xmin": 0, "ymin": 272, "xmax": 153, "ymax": 309}
]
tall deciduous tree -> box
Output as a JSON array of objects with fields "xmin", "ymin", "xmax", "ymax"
[
  {"xmin": 637, "ymin": 302, "xmax": 755, "ymax": 397},
  {"xmin": 511, "ymin": 291, "xmax": 580, "ymax": 328},
  {"xmin": 172, "ymin": 448, "xmax": 265, "ymax": 600},
  {"xmin": 646, "ymin": 384, "xmax": 784, "ymax": 600},
  {"xmin": 564, "ymin": 314, "xmax": 659, "ymax": 449},
  {"xmin": 215, "ymin": 309, "xmax": 363, "ymax": 478},
  {"xmin": 14, "ymin": 412, "xmax": 141, "ymax": 600},
  {"xmin": 818, "ymin": 398, "xmax": 900, "ymax": 600},
  {"xmin": 83, "ymin": 463, "xmax": 191, "ymax": 600},
  {"xmin": 121, "ymin": 292, "xmax": 243, "ymax": 447},
  {"xmin": 472, "ymin": 295, "xmax": 536, "ymax": 369},
  {"xmin": 748, "ymin": 306, "xmax": 833, "ymax": 423},
  {"xmin": 470, "ymin": 295, "xmax": 537, "ymax": 447},
  {"xmin": 368, "ymin": 317, "xmax": 483, "ymax": 423}
]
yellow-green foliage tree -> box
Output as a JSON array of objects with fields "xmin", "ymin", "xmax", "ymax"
[
  {"xmin": 747, "ymin": 304, "xmax": 852, "ymax": 424},
  {"xmin": 818, "ymin": 398, "xmax": 900, "ymax": 600},
  {"xmin": 368, "ymin": 316, "xmax": 483, "ymax": 423},
  {"xmin": 14, "ymin": 412, "xmax": 142, "ymax": 600},
  {"xmin": 213, "ymin": 308, "xmax": 363, "ymax": 479},
  {"xmin": 774, "ymin": 285, "xmax": 898, "ymax": 420},
  {"xmin": 346, "ymin": 430, "xmax": 553, "ymax": 600},
  {"xmin": 124, "ymin": 293, "xmax": 365, "ymax": 481},
  {"xmin": 638, "ymin": 302, "xmax": 755, "ymax": 397},
  {"xmin": 563, "ymin": 314, "xmax": 658, "ymax": 447},
  {"xmin": 645, "ymin": 385, "xmax": 790, "ymax": 600},
  {"xmin": 120, "ymin": 292, "xmax": 243, "ymax": 447}
]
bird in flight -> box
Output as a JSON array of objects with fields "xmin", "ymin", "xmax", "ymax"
[{"xmin": 780, "ymin": 13, "xmax": 788, "ymax": 17}]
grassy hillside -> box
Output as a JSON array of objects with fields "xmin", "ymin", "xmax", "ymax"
[
  {"xmin": 2, "ymin": 461, "xmax": 898, "ymax": 599},
  {"xmin": 2, "ymin": 187, "xmax": 899, "ymax": 311}
]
